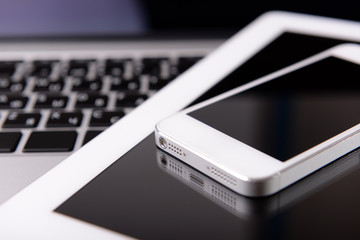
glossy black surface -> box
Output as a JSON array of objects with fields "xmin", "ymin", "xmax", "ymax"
[
  {"xmin": 193, "ymin": 32, "xmax": 349, "ymax": 104},
  {"xmin": 191, "ymin": 57, "xmax": 360, "ymax": 161},
  {"xmin": 56, "ymin": 33, "xmax": 360, "ymax": 239},
  {"xmin": 57, "ymin": 134, "xmax": 360, "ymax": 239}
]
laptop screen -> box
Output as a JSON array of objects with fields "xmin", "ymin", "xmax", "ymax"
[
  {"xmin": 0, "ymin": 0, "xmax": 147, "ymax": 37},
  {"xmin": 1, "ymin": 0, "xmax": 360, "ymax": 38}
]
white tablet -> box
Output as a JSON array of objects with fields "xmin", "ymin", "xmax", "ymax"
[{"xmin": 1, "ymin": 11, "xmax": 360, "ymax": 239}]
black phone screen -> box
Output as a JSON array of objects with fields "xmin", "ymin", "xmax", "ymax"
[{"xmin": 190, "ymin": 57, "xmax": 360, "ymax": 161}]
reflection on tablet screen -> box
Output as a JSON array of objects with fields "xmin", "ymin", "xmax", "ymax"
[
  {"xmin": 194, "ymin": 32, "xmax": 347, "ymax": 104},
  {"xmin": 55, "ymin": 32, "xmax": 360, "ymax": 239}
]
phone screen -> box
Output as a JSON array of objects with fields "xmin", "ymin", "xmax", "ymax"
[{"xmin": 189, "ymin": 57, "xmax": 360, "ymax": 161}]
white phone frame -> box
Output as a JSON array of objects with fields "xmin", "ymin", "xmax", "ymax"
[
  {"xmin": 1, "ymin": 11, "xmax": 360, "ymax": 239},
  {"xmin": 156, "ymin": 44, "xmax": 360, "ymax": 197}
]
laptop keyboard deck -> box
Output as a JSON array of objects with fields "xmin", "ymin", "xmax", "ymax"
[{"xmin": 0, "ymin": 53, "xmax": 203, "ymax": 154}]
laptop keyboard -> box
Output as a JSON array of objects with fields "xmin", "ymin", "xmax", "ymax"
[{"xmin": 0, "ymin": 55, "xmax": 203, "ymax": 154}]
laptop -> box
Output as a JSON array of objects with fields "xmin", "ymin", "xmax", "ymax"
[{"xmin": 0, "ymin": 0, "xmax": 234, "ymax": 204}]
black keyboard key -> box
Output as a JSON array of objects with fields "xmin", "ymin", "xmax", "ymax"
[
  {"xmin": 33, "ymin": 78, "xmax": 64, "ymax": 92},
  {"xmin": 47, "ymin": 111, "xmax": 83, "ymax": 128},
  {"xmin": 0, "ymin": 132, "xmax": 21, "ymax": 152},
  {"xmin": 3, "ymin": 112, "xmax": 41, "ymax": 128},
  {"xmin": 116, "ymin": 92, "xmax": 148, "ymax": 108},
  {"xmin": 30, "ymin": 60, "xmax": 58, "ymax": 77},
  {"xmin": 177, "ymin": 56, "xmax": 202, "ymax": 74},
  {"xmin": 0, "ymin": 61, "xmax": 20, "ymax": 77},
  {"xmin": 24, "ymin": 131, "xmax": 77, "ymax": 152},
  {"xmin": 83, "ymin": 130, "xmax": 102, "ymax": 146},
  {"xmin": 0, "ymin": 95, "xmax": 28, "ymax": 109},
  {"xmin": 105, "ymin": 59, "xmax": 131, "ymax": 76},
  {"xmin": 148, "ymin": 76, "xmax": 172, "ymax": 90},
  {"xmin": 71, "ymin": 77, "xmax": 102, "ymax": 92},
  {"xmin": 76, "ymin": 93, "xmax": 108, "ymax": 108},
  {"xmin": 68, "ymin": 59, "xmax": 94, "ymax": 77},
  {"xmin": 9, "ymin": 81, "xmax": 26, "ymax": 93},
  {"xmin": 0, "ymin": 78, "xmax": 10, "ymax": 90},
  {"xmin": 141, "ymin": 57, "xmax": 169, "ymax": 76},
  {"xmin": 0, "ymin": 78, "xmax": 25, "ymax": 93},
  {"xmin": 90, "ymin": 110, "xmax": 125, "ymax": 127},
  {"xmin": 110, "ymin": 77, "xmax": 140, "ymax": 91},
  {"xmin": 35, "ymin": 94, "xmax": 68, "ymax": 109}
]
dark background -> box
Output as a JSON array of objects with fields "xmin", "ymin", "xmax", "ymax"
[
  {"xmin": 143, "ymin": 0, "xmax": 360, "ymax": 37},
  {"xmin": 0, "ymin": 0, "xmax": 360, "ymax": 39}
]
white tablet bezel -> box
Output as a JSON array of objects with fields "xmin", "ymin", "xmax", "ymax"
[
  {"xmin": 155, "ymin": 44, "xmax": 360, "ymax": 197},
  {"xmin": 1, "ymin": 11, "xmax": 360, "ymax": 239}
]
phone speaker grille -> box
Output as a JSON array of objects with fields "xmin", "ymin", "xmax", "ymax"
[
  {"xmin": 210, "ymin": 167, "xmax": 237, "ymax": 186},
  {"xmin": 211, "ymin": 185, "xmax": 237, "ymax": 209},
  {"xmin": 167, "ymin": 142, "xmax": 184, "ymax": 157}
]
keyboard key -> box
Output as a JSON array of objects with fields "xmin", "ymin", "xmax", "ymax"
[
  {"xmin": 105, "ymin": 58, "xmax": 131, "ymax": 77},
  {"xmin": 90, "ymin": 110, "xmax": 125, "ymax": 127},
  {"xmin": 0, "ymin": 132, "xmax": 22, "ymax": 152},
  {"xmin": 0, "ymin": 78, "xmax": 10, "ymax": 90},
  {"xmin": 8, "ymin": 81, "xmax": 26, "ymax": 93},
  {"xmin": 33, "ymin": 77, "xmax": 64, "ymax": 92},
  {"xmin": 177, "ymin": 56, "xmax": 202, "ymax": 74},
  {"xmin": 110, "ymin": 77, "xmax": 140, "ymax": 91},
  {"xmin": 24, "ymin": 131, "xmax": 77, "ymax": 152},
  {"xmin": 71, "ymin": 77, "xmax": 102, "ymax": 92},
  {"xmin": 76, "ymin": 92, "xmax": 108, "ymax": 108},
  {"xmin": 82, "ymin": 130, "xmax": 102, "ymax": 146},
  {"xmin": 0, "ymin": 95, "xmax": 28, "ymax": 109},
  {"xmin": 148, "ymin": 76, "xmax": 173, "ymax": 90},
  {"xmin": 68, "ymin": 59, "xmax": 94, "ymax": 77},
  {"xmin": 116, "ymin": 92, "xmax": 148, "ymax": 108},
  {"xmin": 30, "ymin": 60, "xmax": 58, "ymax": 77},
  {"xmin": 3, "ymin": 112, "xmax": 41, "ymax": 128},
  {"xmin": 35, "ymin": 94, "xmax": 68, "ymax": 109},
  {"xmin": 141, "ymin": 58, "xmax": 169, "ymax": 76},
  {"xmin": 0, "ymin": 78, "xmax": 25, "ymax": 93},
  {"xmin": 0, "ymin": 61, "xmax": 21, "ymax": 77},
  {"xmin": 47, "ymin": 111, "xmax": 83, "ymax": 128}
]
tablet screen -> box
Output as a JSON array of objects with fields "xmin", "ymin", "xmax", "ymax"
[
  {"xmin": 58, "ymin": 134, "xmax": 253, "ymax": 239},
  {"xmin": 192, "ymin": 32, "xmax": 346, "ymax": 104},
  {"xmin": 56, "ymin": 32, "xmax": 360, "ymax": 239}
]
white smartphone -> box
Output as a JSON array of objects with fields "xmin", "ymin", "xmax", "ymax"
[{"xmin": 155, "ymin": 43, "xmax": 360, "ymax": 197}]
